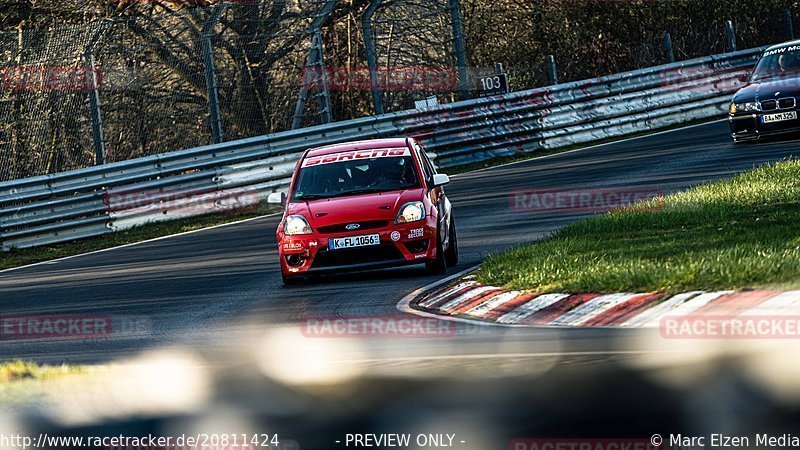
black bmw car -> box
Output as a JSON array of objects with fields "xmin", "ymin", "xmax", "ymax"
[{"xmin": 729, "ymin": 40, "xmax": 800, "ymax": 143}]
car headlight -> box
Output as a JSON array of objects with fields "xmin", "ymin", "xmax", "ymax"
[
  {"xmin": 284, "ymin": 215, "xmax": 313, "ymax": 235},
  {"xmin": 395, "ymin": 201, "xmax": 426, "ymax": 224},
  {"xmin": 731, "ymin": 102, "xmax": 758, "ymax": 114}
]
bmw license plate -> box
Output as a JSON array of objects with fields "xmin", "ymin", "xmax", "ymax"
[
  {"xmin": 762, "ymin": 111, "xmax": 798, "ymax": 123},
  {"xmin": 329, "ymin": 234, "xmax": 381, "ymax": 250}
]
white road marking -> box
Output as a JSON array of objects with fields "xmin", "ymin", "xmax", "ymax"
[
  {"xmin": 550, "ymin": 294, "xmax": 636, "ymax": 326},
  {"xmin": 641, "ymin": 291, "xmax": 732, "ymax": 326},
  {"xmin": 497, "ymin": 294, "xmax": 570, "ymax": 324},
  {"xmin": 418, "ymin": 281, "xmax": 479, "ymax": 308},
  {"xmin": 338, "ymin": 350, "xmax": 677, "ymax": 363},
  {"xmin": 465, "ymin": 290, "xmax": 525, "ymax": 317},
  {"xmin": 621, "ymin": 292, "xmax": 702, "ymax": 327},
  {"xmin": 0, "ymin": 212, "xmax": 282, "ymax": 275},
  {"xmin": 438, "ymin": 286, "xmax": 497, "ymax": 312},
  {"xmin": 739, "ymin": 291, "xmax": 800, "ymax": 316}
]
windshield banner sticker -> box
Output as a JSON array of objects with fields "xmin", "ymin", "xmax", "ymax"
[{"xmin": 302, "ymin": 148, "xmax": 410, "ymax": 168}]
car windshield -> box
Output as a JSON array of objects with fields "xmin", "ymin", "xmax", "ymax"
[
  {"xmin": 292, "ymin": 149, "xmax": 421, "ymax": 201},
  {"xmin": 752, "ymin": 47, "xmax": 800, "ymax": 81}
]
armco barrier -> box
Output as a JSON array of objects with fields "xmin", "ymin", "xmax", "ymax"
[{"xmin": 0, "ymin": 47, "xmax": 763, "ymax": 251}]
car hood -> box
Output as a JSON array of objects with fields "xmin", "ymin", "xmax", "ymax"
[
  {"xmin": 733, "ymin": 78, "xmax": 800, "ymax": 103},
  {"xmin": 285, "ymin": 188, "xmax": 425, "ymax": 228}
]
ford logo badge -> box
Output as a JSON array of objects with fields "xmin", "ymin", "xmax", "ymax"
[{"xmin": 345, "ymin": 223, "xmax": 361, "ymax": 230}]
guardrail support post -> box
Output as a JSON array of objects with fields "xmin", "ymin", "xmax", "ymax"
[
  {"xmin": 663, "ymin": 32, "xmax": 675, "ymax": 63},
  {"xmin": 787, "ymin": 9, "xmax": 795, "ymax": 41},
  {"xmin": 449, "ymin": 0, "xmax": 470, "ymax": 100},
  {"xmin": 362, "ymin": 0, "xmax": 384, "ymax": 116},
  {"xmin": 202, "ymin": 5, "xmax": 227, "ymax": 144},
  {"xmin": 726, "ymin": 20, "xmax": 737, "ymax": 52},
  {"xmin": 546, "ymin": 55, "xmax": 558, "ymax": 85}
]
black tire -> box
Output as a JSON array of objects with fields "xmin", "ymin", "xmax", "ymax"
[
  {"xmin": 282, "ymin": 274, "xmax": 303, "ymax": 286},
  {"xmin": 425, "ymin": 223, "xmax": 447, "ymax": 275},
  {"xmin": 444, "ymin": 217, "xmax": 459, "ymax": 267}
]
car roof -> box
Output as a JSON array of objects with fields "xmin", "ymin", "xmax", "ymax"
[
  {"xmin": 304, "ymin": 138, "xmax": 412, "ymax": 158},
  {"xmin": 765, "ymin": 39, "xmax": 800, "ymax": 52}
]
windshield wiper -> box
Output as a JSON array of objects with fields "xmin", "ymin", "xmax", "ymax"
[
  {"xmin": 295, "ymin": 185, "xmax": 415, "ymax": 201},
  {"xmin": 338, "ymin": 188, "xmax": 389, "ymax": 196},
  {"xmin": 338, "ymin": 185, "xmax": 416, "ymax": 197},
  {"xmin": 294, "ymin": 194, "xmax": 334, "ymax": 201}
]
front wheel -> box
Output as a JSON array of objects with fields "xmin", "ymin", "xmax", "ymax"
[
  {"xmin": 445, "ymin": 217, "xmax": 459, "ymax": 267},
  {"xmin": 425, "ymin": 224, "xmax": 447, "ymax": 275}
]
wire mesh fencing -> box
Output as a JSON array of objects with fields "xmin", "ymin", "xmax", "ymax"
[
  {"xmin": 212, "ymin": 0, "xmax": 336, "ymax": 139},
  {"xmin": 0, "ymin": 24, "xmax": 98, "ymax": 182},
  {"xmin": 363, "ymin": 0, "xmax": 462, "ymax": 113}
]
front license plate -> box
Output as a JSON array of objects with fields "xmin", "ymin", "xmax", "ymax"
[
  {"xmin": 762, "ymin": 111, "xmax": 798, "ymax": 123},
  {"xmin": 329, "ymin": 234, "xmax": 381, "ymax": 250}
]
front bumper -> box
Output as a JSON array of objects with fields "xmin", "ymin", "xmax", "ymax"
[
  {"xmin": 729, "ymin": 110, "xmax": 800, "ymax": 142},
  {"xmin": 278, "ymin": 220, "xmax": 437, "ymax": 276}
]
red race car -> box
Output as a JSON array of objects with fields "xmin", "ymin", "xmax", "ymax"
[{"xmin": 268, "ymin": 138, "xmax": 458, "ymax": 285}]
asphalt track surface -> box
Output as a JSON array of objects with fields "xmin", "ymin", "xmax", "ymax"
[{"xmin": 1, "ymin": 120, "xmax": 799, "ymax": 366}]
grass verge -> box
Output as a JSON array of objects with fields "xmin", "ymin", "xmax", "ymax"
[
  {"xmin": 0, "ymin": 204, "xmax": 281, "ymax": 271},
  {"xmin": 0, "ymin": 360, "xmax": 84, "ymax": 382},
  {"xmin": 478, "ymin": 159, "xmax": 800, "ymax": 294}
]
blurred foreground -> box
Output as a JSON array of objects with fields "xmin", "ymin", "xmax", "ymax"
[{"xmin": 3, "ymin": 323, "xmax": 800, "ymax": 450}]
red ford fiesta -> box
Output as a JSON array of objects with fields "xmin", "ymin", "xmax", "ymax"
[{"xmin": 268, "ymin": 138, "xmax": 458, "ymax": 285}]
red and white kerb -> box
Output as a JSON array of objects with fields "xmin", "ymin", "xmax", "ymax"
[{"xmin": 302, "ymin": 148, "xmax": 410, "ymax": 168}]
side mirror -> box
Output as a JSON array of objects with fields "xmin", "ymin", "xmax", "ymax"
[
  {"xmin": 737, "ymin": 72, "xmax": 751, "ymax": 83},
  {"xmin": 268, "ymin": 191, "xmax": 287, "ymax": 206},
  {"xmin": 432, "ymin": 174, "xmax": 450, "ymax": 187}
]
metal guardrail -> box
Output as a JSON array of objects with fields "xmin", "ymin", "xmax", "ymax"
[{"xmin": 0, "ymin": 47, "xmax": 764, "ymax": 251}]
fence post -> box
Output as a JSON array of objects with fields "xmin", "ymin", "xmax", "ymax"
[
  {"xmin": 449, "ymin": 0, "xmax": 470, "ymax": 100},
  {"xmin": 85, "ymin": 53, "xmax": 105, "ymax": 166},
  {"xmin": 362, "ymin": 0, "xmax": 384, "ymax": 115},
  {"xmin": 84, "ymin": 25, "xmax": 109, "ymax": 166},
  {"xmin": 726, "ymin": 20, "xmax": 737, "ymax": 52},
  {"xmin": 546, "ymin": 55, "xmax": 558, "ymax": 85},
  {"xmin": 312, "ymin": 31, "xmax": 333, "ymax": 124},
  {"xmin": 663, "ymin": 32, "xmax": 675, "ymax": 63},
  {"xmin": 201, "ymin": 5, "xmax": 227, "ymax": 145},
  {"xmin": 787, "ymin": 9, "xmax": 795, "ymax": 41},
  {"xmin": 293, "ymin": 0, "xmax": 337, "ymax": 129}
]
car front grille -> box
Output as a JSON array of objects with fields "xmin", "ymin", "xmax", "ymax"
[
  {"xmin": 317, "ymin": 220, "xmax": 390, "ymax": 234},
  {"xmin": 311, "ymin": 244, "xmax": 405, "ymax": 269},
  {"xmin": 779, "ymin": 97, "xmax": 797, "ymax": 109},
  {"xmin": 760, "ymin": 99, "xmax": 778, "ymax": 111},
  {"xmin": 759, "ymin": 97, "xmax": 796, "ymax": 112}
]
